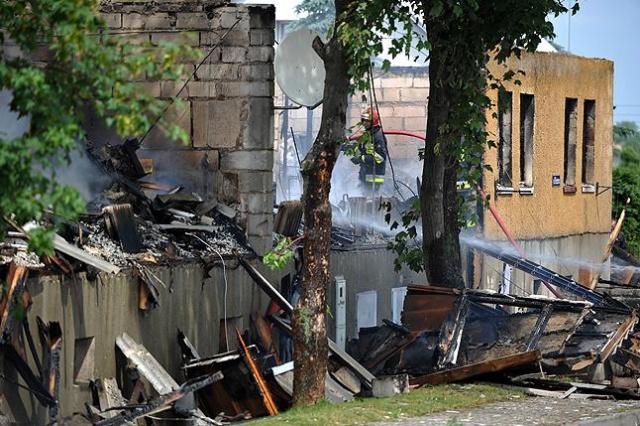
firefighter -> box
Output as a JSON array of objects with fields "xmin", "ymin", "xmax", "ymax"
[{"xmin": 349, "ymin": 107, "xmax": 387, "ymax": 195}]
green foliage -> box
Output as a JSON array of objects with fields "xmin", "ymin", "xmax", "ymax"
[
  {"xmin": 287, "ymin": 0, "xmax": 336, "ymax": 37},
  {"xmin": 263, "ymin": 237, "xmax": 301, "ymax": 270},
  {"xmin": 368, "ymin": 0, "xmax": 572, "ymax": 274},
  {"xmin": 613, "ymin": 146, "xmax": 640, "ymax": 256},
  {"xmin": 0, "ymin": 1, "xmax": 197, "ymax": 254}
]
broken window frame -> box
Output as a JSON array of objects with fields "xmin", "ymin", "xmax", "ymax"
[
  {"xmin": 582, "ymin": 99, "xmax": 596, "ymax": 192},
  {"xmin": 519, "ymin": 93, "xmax": 535, "ymax": 193},
  {"xmin": 496, "ymin": 90, "xmax": 514, "ymax": 194},
  {"xmin": 563, "ymin": 98, "xmax": 578, "ymax": 192}
]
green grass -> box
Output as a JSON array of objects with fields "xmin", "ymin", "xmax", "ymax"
[{"xmin": 253, "ymin": 383, "xmax": 527, "ymax": 425}]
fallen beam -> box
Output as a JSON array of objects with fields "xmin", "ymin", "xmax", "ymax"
[
  {"xmin": 410, "ymin": 350, "xmax": 541, "ymax": 387},
  {"xmin": 237, "ymin": 255, "xmax": 375, "ymax": 388},
  {"xmin": 53, "ymin": 234, "xmax": 121, "ymax": 274}
]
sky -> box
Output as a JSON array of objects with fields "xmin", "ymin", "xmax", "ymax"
[{"xmin": 549, "ymin": 1, "xmax": 640, "ymax": 126}]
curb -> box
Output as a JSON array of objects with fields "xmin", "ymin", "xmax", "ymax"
[{"xmin": 569, "ymin": 408, "xmax": 640, "ymax": 426}]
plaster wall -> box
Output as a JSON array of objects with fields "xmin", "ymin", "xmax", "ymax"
[{"xmin": 483, "ymin": 51, "xmax": 614, "ymax": 243}]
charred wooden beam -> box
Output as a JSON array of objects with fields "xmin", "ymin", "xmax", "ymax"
[
  {"xmin": 598, "ymin": 311, "xmax": 638, "ymax": 363},
  {"xmin": 0, "ymin": 343, "xmax": 55, "ymax": 407},
  {"xmin": 37, "ymin": 317, "xmax": 62, "ymax": 422},
  {"xmin": 94, "ymin": 372, "xmax": 224, "ymax": 426},
  {"xmin": 410, "ymin": 350, "xmax": 541, "ymax": 387},
  {"xmin": 239, "ymin": 256, "xmax": 375, "ymax": 388},
  {"xmin": 437, "ymin": 294, "xmax": 470, "ymax": 369},
  {"xmin": 177, "ymin": 329, "xmax": 201, "ymax": 363},
  {"xmin": 103, "ymin": 204, "xmax": 143, "ymax": 254},
  {"xmin": 526, "ymin": 304, "xmax": 554, "ymax": 351}
]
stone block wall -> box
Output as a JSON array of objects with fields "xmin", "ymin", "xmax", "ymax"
[{"xmin": 100, "ymin": 1, "xmax": 276, "ymax": 254}]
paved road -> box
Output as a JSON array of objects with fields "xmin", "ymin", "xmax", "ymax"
[{"xmin": 370, "ymin": 395, "xmax": 640, "ymax": 426}]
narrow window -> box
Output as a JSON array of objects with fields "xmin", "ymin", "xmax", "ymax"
[
  {"xmin": 498, "ymin": 91, "xmax": 513, "ymax": 188},
  {"xmin": 582, "ymin": 100, "xmax": 596, "ymax": 186},
  {"xmin": 564, "ymin": 98, "xmax": 578, "ymax": 190},
  {"xmin": 519, "ymin": 94, "xmax": 535, "ymax": 189}
]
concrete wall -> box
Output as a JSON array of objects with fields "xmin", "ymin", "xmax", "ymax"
[
  {"xmin": 99, "ymin": 1, "xmax": 276, "ymax": 255},
  {"xmin": 483, "ymin": 51, "xmax": 614, "ymax": 241},
  {"xmin": 477, "ymin": 51, "xmax": 614, "ymax": 292}
]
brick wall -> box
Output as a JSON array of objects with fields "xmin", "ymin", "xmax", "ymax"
[{"xmin": 100, "ymin": 1, "xmax": 275, "ymax": 254}]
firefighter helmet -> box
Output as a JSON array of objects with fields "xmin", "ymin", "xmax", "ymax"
[{"xmin": 360, "ymin": 107, "xmax": 380, "ymax": 127}]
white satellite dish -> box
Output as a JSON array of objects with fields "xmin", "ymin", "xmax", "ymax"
[{"xmin": 274, "ymin": 29, "xmax": 326, "ymax": 107}]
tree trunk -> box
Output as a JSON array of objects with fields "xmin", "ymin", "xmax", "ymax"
[
  {"xmin": 420, "ymin": 29, "xmax": 464, "ymax": 289},
  {"xmin": 292, "ymin": 14, "xmax": 350, "ymax": 406}
]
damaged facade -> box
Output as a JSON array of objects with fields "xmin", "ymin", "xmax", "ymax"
[{"xmin": 1, "ymin": 0, "xmax": 635, "ymax": 424}]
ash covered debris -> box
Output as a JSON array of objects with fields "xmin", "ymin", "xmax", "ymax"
[{"xmin": 1, "ymin": 139, "xmax": 257, "ymax": 273}]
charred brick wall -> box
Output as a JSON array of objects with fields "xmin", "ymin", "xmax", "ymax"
[{"xmin": 100, "ymin": 1, "xmax": 275, "ymax": 255}]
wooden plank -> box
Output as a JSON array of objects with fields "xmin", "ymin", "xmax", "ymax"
[
  {"xmin": 598, "ymin": 311, "xmax": 638, "ymax": 363},
  {"xmin": 410, "ymin": 350, "xmax": 541, "ymax": 387},
  {"xmin": 589, "ymin": 198, "xmax": 629, "ymax": 289},
  {"xmin": 235, "ymin": 328, "xmax": 278, "ymax": 416},
  {"xmin": 239, "ymin": 256, "xmax": 375, "ymax": 388}
]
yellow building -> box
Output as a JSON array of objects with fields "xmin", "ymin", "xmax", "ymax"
[{"xmin": 478, "ymin": 50, "xmax": 614, "ymax": 295}]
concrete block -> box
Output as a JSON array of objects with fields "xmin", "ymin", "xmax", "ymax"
[
  {"xmin": 246, "ymin": 213, "xmax": 274, "ymax": 237},
  {"xmin": 243, "ymin": 97, "xmax": 274, "ymax": 149},
  {"xmin": 404, "ymin": 116, "xmax": 427, "ymax": 132},
  {"xmin": 393, "ymin": 105, "xmax": 426, "ymax": 118},
  {"xmin": 142, "ymin": 101, "xmax": 192, "ymax": 149},
  {"xmin": 239, "ymin": 64, "xmax": 274, "ymax": 82},
  {"xmin": 122, "ymin": 13, "xmax": 148, "ymax": 30},
  {"xmin": 175, "ymin": 13, "xmax": 213, "ymax": 30},
  {"xmin": 250, "ymin": 29, "xmax": 274, "ymax": 46},
  {"xmin": 372, "ymin": 374, "xmax": 410, "ymax": 398},
  {"xmin": 220, "ymin": 10, "xmax": 248, "ymax": 31},
  {"xmin": 150, "ymin": 31, "xmax": 199, "ymax": 47},
  {"xmin": 192, "ymin": 99, "xmax": 244, "ymax": 148},
  {"xmin": 161, "ymin": 80, "xmax": 190, "ymax": 98},
  {"xmin": 186, "ymin": 80, "xmax": 219, "ymax": 98},
  {"xmin": 413, "ymin": 76, "xmax": 430, "ymax": 88},
  {"xmin": 380, "ymin": 88, "xmax": 401, "ymax": 102},
  {"xmin": 102, "ymin": 13, "xmax": 123, "ymax": 29},
  {"xmin": 241, "ymin": 193, "xmax": 274, "ymax": 215},
  {"xmin": 401, "ymin": 88, "xmax": 429, "ymax": 102},
  {"xmin": 238, "ymin": 172, "xmax": 273, "ymax": 193},
  {"xmin": 247, "ymin": 235, "xmax": 273, "ymax": 257},
  {"xmin": 247, "ymin": 46, "xmax": 273, "ymax": 63},
  {"xmin": 222, "ymin": 150, "xmax": 273, "ymax": 171},
  {"xmin": 379, "ymin": 76, "xmax": 414, "ymax": 88},
  {"xmin": 222, "ymin": 47, "xmax": 247, "ymax": 63},
  {"xmin": 217, "ymin": 81, "xmax": 250, "ymax": 97},
  {"xmin": 195, "ymin": 64, "xmax": 241, "ymax": 81},
  {"xmin": 381, "ymin": 117, "xmax": 403, "ymax": 130},
  {"xmin": 219, "ymin": 30, "xmax": 250, "ymax": 47}
]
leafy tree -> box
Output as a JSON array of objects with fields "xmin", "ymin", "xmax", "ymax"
[
  {"xmin": 386, "ymin": 0, "xmax": 574, "ymax": 288},
  {"xmin": 286, "ymin": 0, "xmax": 576, "ymax": 405},
  {"xmin": 0, "ymin": 0, "xmax": 194, "ymax": 253},
  {"xmin": 287, "ymin": 0, "xmax": 336, "ymax": 36},
  {"xmin": 613, "ymin": 122, "xmax": 640, "ymax": 255}
]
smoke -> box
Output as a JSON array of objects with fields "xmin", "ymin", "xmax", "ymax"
[{"xmin": 50, "ymin": 146, "xmax": 114, "ymax": 202}]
